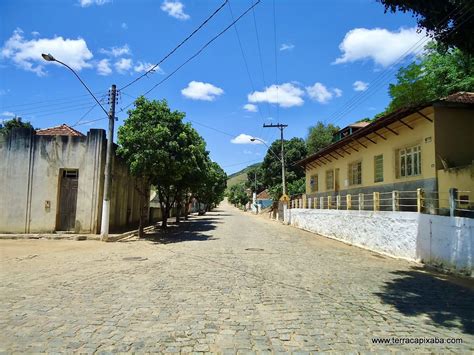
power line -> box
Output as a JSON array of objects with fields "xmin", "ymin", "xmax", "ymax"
[
  {"xmin": 222, "ymin": 158, "xmax": 262, "ymax": 168},
  {"xmin": 119, "ymin": 0, "xmax": 229, "ymax": 91},
  {"xmin": 325, "ymin": 2, "xmax": 471, "ymax": 126},
  {"xmin": 227, "ymin": 0, "xmax": 268, "ymax": 141},
  {"xmin": 272, "ymin": 0, "xmax": 279, "ymax": 122},
  {"xmin": 0, "ymin": 91, "xmax": 108, "ymax": 111},
  {"xmin": 119, "ymin": 0, "xmax": 261, "ymax": 112}
]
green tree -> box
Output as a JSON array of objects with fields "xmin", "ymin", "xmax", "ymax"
[
  {"xmin": 118, "ymin": 97, "xmax": 207, "ymax": 231},
  {"xmin": 244, "ymin": 165, "xmax": 265, "ymax": 193},
  {"xmin": 261, "ymin": 137, "xmax": 307, "ymax": 194},
  {"xmin": 287, "ymin": 178, "xmax": 306, "ymax": 196},
  {"xmin": 0, "ymin": 117, "xmax": 33, "ymax": 136},
  {"xmin": 306, "ymin": 122, "xmax": 340, "ymax": 154},
  {"xmin": 227, "ymin": 183, "xmax": 249, "ymax": 209},
  {"xmin": 378, "ymin": 0, "xmax": 474, "ymax": 54},
  {"xmin": 387, "ymin": 44, "xmax": 474, "ymax": 111},
  {"xmin": 194, "ymin": 160, "xmax": 227, "ymax": 214}
]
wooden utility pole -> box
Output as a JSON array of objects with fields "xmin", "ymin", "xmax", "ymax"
[{"xmin": 263, "ymin": 123, "xmax": 288, "ymax": 196}]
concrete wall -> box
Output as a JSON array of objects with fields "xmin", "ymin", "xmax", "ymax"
[
  {"xmin": 285, "ymin": 208, "xmax": 473, "ymax": 276},
  {"xmin": 0, "ymin": 128, "xmax": 147, "ymax": 234},
  {"xmin": 305, "ymin": 107, "xmax": 436, "ymax": 195},
  {"xmin": 437, "ymin": 165, "xmax": 474, "ymax": 210}
]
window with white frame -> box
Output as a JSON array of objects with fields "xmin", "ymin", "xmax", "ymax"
[
  {"xmin": 326, "ymin": 170, "xmax": 334, "ymax": 190},
  {"xmin": 348, "ymin": 161, "xmax": 362, "ymax": 186},
  {"xmin": 399, "ymin": 145, "xmax": 421, "ymax": 177}
]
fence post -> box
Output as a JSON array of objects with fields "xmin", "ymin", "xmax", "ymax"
[
  {"xmin": 346, "ymin": 194, "xmax": 352, "ymax": 210},
  {"xmin": 320, "ymin": 196, "xmax": 324, "ymax": 209},
  {"xmin": 373, "ymin": 192, "xmax": 380, "ymax": 211},
  {"xmin": 359, "ymin": 193, "xmax": 364, "ymax": 210},
  {"xmin": 392, "ymin": 191, "xmax": 399, "ymax": 211},
  {"xmin": 417, "ymin": 188, "xmax": 424, "ymax": 213},
  {"xmin": 308, "ymin": 197, "xmax": 312, "ymax": 209},
  {"xmin": 449, "ymin": 188, "xmax": 458, "ymax": 217},
  {"xmin": 336, "ymin": 195, "xmax": 341, "ymax": 210},
  {"xmin": 302, "ymin": 194, "xmax": 307, "ymax": 208},
  {"xmin": 327, "ymin": 196, "xmax": 332, "ymax": 209}
]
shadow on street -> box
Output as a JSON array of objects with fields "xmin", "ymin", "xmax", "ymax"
[
  {"xmin": 142, "ymin": 213, "xmax": 221, "ymax": 244},
  {"xmin": 375, "ymin": 267, "xmax": 474, "ymax": 334}
]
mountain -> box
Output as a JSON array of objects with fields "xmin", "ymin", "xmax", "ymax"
[{"xmin": 227, "ymin": 162, "xmax": 261, "ymax": 188}]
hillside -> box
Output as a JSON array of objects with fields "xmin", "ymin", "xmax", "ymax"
[{"xmin": 227, "ymin": 162, "xmax": 261, "ymax": 188}]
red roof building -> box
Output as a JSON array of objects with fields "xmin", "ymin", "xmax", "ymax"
[{"xmin": 36, "ymin": 124, "xmax": 85, "ymax": 137}]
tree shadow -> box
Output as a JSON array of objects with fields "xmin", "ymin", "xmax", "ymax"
[
  {"xmin": 141, "ymin": 215, "xmax": 220, "ymax": 244},
  {"xmin": 375, "ymin": 267, "xmax": 474, "ymax": 334}
]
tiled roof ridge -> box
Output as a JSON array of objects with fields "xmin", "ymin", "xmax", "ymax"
[{"xmin": 36, "ymin": 124, "xmax": 85, "ymax": 137}]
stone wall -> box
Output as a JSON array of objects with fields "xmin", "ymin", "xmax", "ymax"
[{"xmin": 284, "ymin": 208, "xmax": 473, "ymax": 276}]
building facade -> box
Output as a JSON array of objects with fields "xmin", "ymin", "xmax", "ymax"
[
  {"xmin": 0, "ymin": 126, "xmax": 149, "ymax": 234},
  {"xmin": 298, "ymin": 92, "xmax": 474, "ymax": 214}
]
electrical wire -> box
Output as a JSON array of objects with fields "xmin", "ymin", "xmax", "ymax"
[
  {"xmin": 119, "ymin": 0, "xmax": 230, "ymax": 91},
  {"xmin": 325, "ymin": 2, "xmax": 472, "ymax": 126},
  {"xmin": 118, "ymin": 0, "xmax": 261, "ymax": 112}
]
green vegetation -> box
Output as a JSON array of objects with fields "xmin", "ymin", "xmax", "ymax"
[
  {"xmin": 306, "ymin": 122, "xmax": 340, "ymax": 155},
  {"xmin": 0, "ymin": 117, "xmax": 33, "ymax": 136},
  {"xmin": 227, "ymin": 183, "xmax": 250, "ymax": 210},
  {"xmin": 117, "ymin": 97, "xmax": 226, "ymax": 234},
  {"xmin": 227, "ymin": 162, "xmax": 261, "ymax": 188},
  {"xmin": 378, "ymin": 0, "xmax": 474, "ymax": 54}
]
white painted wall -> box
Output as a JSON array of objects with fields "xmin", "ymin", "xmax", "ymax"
[{"xmin": 285, "ymin": 209, "xmax": 473, "ymax": 276}]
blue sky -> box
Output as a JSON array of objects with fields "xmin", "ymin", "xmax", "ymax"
[{"xmin": 0, "ymin": 0, "xmax": 425, "ymax": 174}]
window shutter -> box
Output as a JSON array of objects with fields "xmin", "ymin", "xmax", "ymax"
[{"xmin": 395, "ymin": 149, "xmax": 400, "ymax": 178}]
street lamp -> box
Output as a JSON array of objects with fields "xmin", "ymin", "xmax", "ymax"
[
  {"xmin": 250, "ymin": 137, "xmax": 286, "ymax": 196},
  {"xmin": 41, "ymin": 54, "xmax": 108, "ymax": 116},
  {"xmin": 42, "ymin": 53, "xmax": 116, "ymax": 241}
]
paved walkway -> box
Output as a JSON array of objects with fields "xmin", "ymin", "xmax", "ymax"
[{"xmin": 1, "ymin": 202, "xmax": 473, "ymax": 353}]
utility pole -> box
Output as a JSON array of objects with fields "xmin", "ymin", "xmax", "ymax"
[
  {"xmin": 263, "ymin": 123, "xmax": 288, "ymax": 196},
  {"xmin": 101, "ymin": 84, "xmax": 117, "ymax": 240}
]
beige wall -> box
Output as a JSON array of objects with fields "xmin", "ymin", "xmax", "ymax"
[
  {"xmin": 437, "ymin": 165, "xmax": 474, "ymax": 209},
  {"xmin": 305, "ymin": 107, "xmax": 436, "ymax": 195},
  {"xmin": 0, "ymin": 128, "xmax": 148, "ymax": 234}
]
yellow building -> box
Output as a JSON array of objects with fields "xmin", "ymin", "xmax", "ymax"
[{"xmin": 298, "ymin": 92, "xmax": 474, "ymax": 215}]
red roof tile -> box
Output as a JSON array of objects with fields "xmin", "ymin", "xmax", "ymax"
[{"xmin": 36, "ymin": 124, "xmax": 85, "ymax": 137}]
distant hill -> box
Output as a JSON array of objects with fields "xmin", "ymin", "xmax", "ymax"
[{"xmin": 227, "ymin": 162, "xmax": 261, "ymax": 188}]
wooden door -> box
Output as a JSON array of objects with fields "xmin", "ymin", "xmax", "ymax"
[{"xmin": 57, "ymin": 169, "xmax": 79, "ymax": 231}]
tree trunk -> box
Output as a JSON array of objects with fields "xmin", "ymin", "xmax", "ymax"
[
  {"xmin": 138, "ymin": 193, "xmax": 144, "ymax": 238},
  {"xmin": 184, "ymin": 196, "xmax": 191, "ymax": 220}
]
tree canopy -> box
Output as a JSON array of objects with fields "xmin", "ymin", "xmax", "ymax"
[
  {"xmin": 387, "ymin": 44, "xmax": 474, "ymax": 111},
  {"xmin": 306, "ymin": 122, "xmax": 339, "ymax": 155},
  {"xmin": 118, "ymin": 96, "xmax": 225, "ymax": 232},
  {"xmin": 378, "ymin": 0, "xmax": 474, "ymax": 54},
  {"xmin": 0, "ymin": 117, "xmax": 33, "ymax": 136}
]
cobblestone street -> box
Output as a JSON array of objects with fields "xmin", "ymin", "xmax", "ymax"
[{"xmin": 1, "ymin": 202, "xmax": 473, "ymax": 353}]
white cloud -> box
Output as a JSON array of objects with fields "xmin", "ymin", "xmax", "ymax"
[
  {"xmin": 114, "ymin": 58, "xmax": 132, "ymax": 74},
  {"xmin": 231, "ymin": 134, "xmax": 264, "ymax": 145},
  {"xmin": 79, "ymin": 0, "xmax": 111, "ymax": 7},
  {"xmin": 1, "ymin": 29, "xmax": 93, "ymax": 76},
  {"xmin": 243, "ymin": 103, "xmax": 258, "ymax": 112},
  {"xmin": 306, "ymin": 82, "xmax": 339, "ymax": 104},
  {"xmin": 181, "ymin": 81, "xmax": 224, "ymax": 101},
  {"xmin": 353, "ymin": 80, "xmax": 369, "ymax": 92},
  {"xmin": 97, "ymin": 59, "xmax": 112, "ymax": 76},
  {"xmin": 31, "ymin": 31, "xmax": 40, "ymax": 37},
  {"xmin": 99, "ymin": 44, "xmax": 130, "ymax": 57},
  {"xmin": 1, "ymin": 111, "xmax": 15, "ymax": 118},
  {"xmin": 279, "ymin": 43, "xmax": 295, "ymax": 51},
  {"xmin": 161, "ymin": 0, "xmax": 190, "ymax": 20},
  {"xmin": 121, "ymin": 22, "xmax": 128, "ymax": 30},
  {"xmin": 334, "ymin": 27, "xmax": 423, "ymax": 67},
  {"xmin": 134, "ymin": 61, "xmax": 163, "ymax": 74},
  {"xmin": 248, "ymin": 83, "xmax": 304, "ymax": 108}
]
